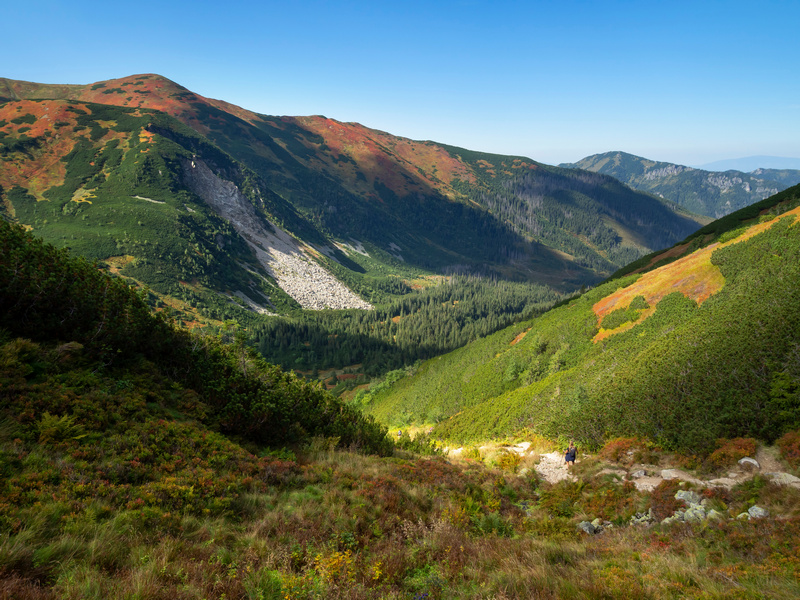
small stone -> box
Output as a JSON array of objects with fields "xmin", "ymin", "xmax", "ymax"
[
  {"xmin": 748, "ymin": 505, "xmax": 769, "ymax": 519},
  {"xmin": 630, "ymin": 469, "xmax": 647, "ymax": 478},
  {"xmin": 736, "ymin": 512, "xmax": 750, "ymax": 521},
  {"xmin": 738, "ymin": 457, "xmax": 760, "ymax": 470}
]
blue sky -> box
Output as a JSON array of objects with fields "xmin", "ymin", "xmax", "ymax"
[{"xmin": 5, "ymin": 0, "xmax": 799, "ymax": 166}]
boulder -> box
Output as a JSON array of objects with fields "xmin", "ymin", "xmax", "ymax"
[
  {"xmin": 630, "ymin": 509, "xmax": 655, "ymax": 526},
  {"xmin": 675, "ymin": 490, "xmax": 701, "ymax": 506},
  {"xmin": 577, "ymin": 521, "xmax": 600, "ymax": 535},
  {"xmin": 748, "ymin": 505, "xmax": 769, "ymax": 519},
  {"xmin": 684, "ymin": 506, "xmax": 706, "ymax": 523},
  {"xmin": 764, "ymin": 472, "xmax": 800, "ymax": 487},
  {"xmin": 738, "ymin": 457, "xmax": 760, "ymax": 470}
]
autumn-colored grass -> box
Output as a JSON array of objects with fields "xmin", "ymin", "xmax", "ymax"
[
  {"xmin": 593, "ymin": 205, "xmax": 800, "ymax": 342},
  {"xmin": 294, "ymin": 115, "xmax": 477, "ymax": 199}
]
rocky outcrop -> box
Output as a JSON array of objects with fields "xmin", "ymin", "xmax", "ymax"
[{"xmin": 182, "ymin": 159, "xmax": 372, "ymax": 311}]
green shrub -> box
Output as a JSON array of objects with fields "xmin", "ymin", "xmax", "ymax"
[{"xmin": 36, "ymin": 412, "xmax": 86, "ymax": 444}]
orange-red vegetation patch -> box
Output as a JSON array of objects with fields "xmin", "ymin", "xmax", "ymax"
[
  {"xmin": 138, "ymin": 129, "xmax": 155, "ymax": 144},
  {"xmin": 510, "ymin": 329, "xmax": 530, "ymax": 346},
  {"xmin": 0, "ymin": 99, "xmax": 134, "ymax": 201},
  {"xmin": 0, "ymin": 100, "xmax": 82, "ymax": 199},
  {"xmin": 391, "ymin": 315, "xmax": 403, "ymax": 324},
  {"xmin": 12, "ymin": 74, "xmax": 255, "ymax": 136},
  {"xmin": 593, "ymin": 206, "xmax": 800, "ymax": 342},
  {"xmin": 292, "ymin": 116, "xmax": 476, "ymax": 198}
]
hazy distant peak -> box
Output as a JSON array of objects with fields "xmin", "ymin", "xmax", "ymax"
[{"xmin": 698, "ymin": 156, "xmax": 800, "ymax": 172}]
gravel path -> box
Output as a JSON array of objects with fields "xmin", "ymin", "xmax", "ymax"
[{"xmin": 534, "ymin": 451, "xmax": 576, "ymax": 484}]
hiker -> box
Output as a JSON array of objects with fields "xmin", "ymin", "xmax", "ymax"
[{"xmin": 564, "ymin": 440, "xmax": 577, "ymax": 467}]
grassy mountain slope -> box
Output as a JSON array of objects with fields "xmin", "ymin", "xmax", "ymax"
[
  {"xmin": 562, "ymin": 151, "xmax": 800, "ymax": 219},
  {"xmin": 361, "ymin": 184, "xmax": 800, "ymax": 453},
  {"xmin": 2, "ymin": 75, "xmax": 704, "ymax": 288},
  {"xmin": 3, "ymin": 217, "xmax": 800, "ymax": 599}
]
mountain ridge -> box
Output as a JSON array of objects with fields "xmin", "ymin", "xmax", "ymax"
[
  {"xmin": 1, "ymin": 75, "xmax": 704, "ymax": 292},
  {"xmin": 561, "ymin": 150, "xmax": 800, "ymax": 219}
]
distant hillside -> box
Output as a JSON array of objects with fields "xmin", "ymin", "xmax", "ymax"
[
  {"xmin": 562, "ymin": 151, "xmax": 800, "ymax": 218},
  {"xmin": 359, "ymin": 184, "xmax": 800, "ymax": 453},
  {"xmin": 700, "ymin": 155, "xmax": 800, "ymax": 172}
]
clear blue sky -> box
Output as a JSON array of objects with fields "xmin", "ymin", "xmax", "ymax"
[{"xmin": 5, "ymin": 0, "xmax": 799, "ymax": 166}]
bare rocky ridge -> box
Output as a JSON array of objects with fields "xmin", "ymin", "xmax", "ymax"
[{"xmin": 182, "ymin": 159, "xmax": 373, "ymax": 311}]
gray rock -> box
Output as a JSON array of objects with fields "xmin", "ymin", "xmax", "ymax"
[
  {"xmin": 765, "ymin": 472, "xmax": 800, "ymax": 487},
  {"xmin": 630, "ymin": 469, "xmax": 647, "ymax": 479},
  {"xmin": 577, "ymin": 521, "xmax": 600, "ymax": 534},
  {"xmin": 738, "ymin": 457, "xmax": 760, "ymax": 470},
  {"xmin": 661, "ymin": 515, "xmax": 680, "ymax": 526},
  {"xmin": 591, "ymin": 518, "xmax": 603, "ymax": 529},
  {"xmin": 748, "ymin": 505, "xmax": 769, "ymax": 519},
  {"xmin": 675, "ymin": 490, "xmax": 701, "ymax": 506},
  {"xmin": 684, "ymin": 506, "xmax": 706, "ymax": 523},
  {"xmin": 630, "ymin": 509, "xmax": 655, "ymax": 526}
]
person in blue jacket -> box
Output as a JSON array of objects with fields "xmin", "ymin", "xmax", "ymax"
[{"xmin": 564, "ymin": 441, "xmax": 577, "ymax": 467}]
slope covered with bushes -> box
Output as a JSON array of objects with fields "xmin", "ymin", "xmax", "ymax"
[
  {"xmin": 362, "ymin": 185, "xmax": 800, "ymax": 454},
  {"xmin": 0, "ymin": 218, "xmax": 391, "ymax": 453}
]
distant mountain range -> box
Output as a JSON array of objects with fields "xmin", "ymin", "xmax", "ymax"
[
  {"xmin": 561, "ymin": 151, "xmax": 800, "ymax": 218},
  {"xmin": 0, "ymin": 75, "xmax": 703, "ymax": 325},
  {"xmin": 699, "ymin": 155, "xmax": 800, "ymax": 172}
]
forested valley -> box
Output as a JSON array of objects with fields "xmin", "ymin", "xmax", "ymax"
[{"xmin": 253, "ymin": 276, "xmax": 564, "ymax": 382}]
